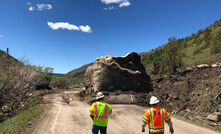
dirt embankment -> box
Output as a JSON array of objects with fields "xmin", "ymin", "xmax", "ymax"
[{"xmin": 146, "ymin": 66, "xmax": 221, "ymax": 127}]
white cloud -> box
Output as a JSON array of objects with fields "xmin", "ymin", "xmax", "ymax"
[
  {"xmin": 79, "ymin": 25, "xmax": 92, "ymax": 33},
  {"xmin": 36, "ymin": 4, "xmax": 52, "ymax": 11},
  {"xmin": 27, "ymin": 2, "xmax": 52, "ymax": 11},
  {"xmin": 29, "ymin": 6, "xmax": 35, "ymax": 11},
  {"xmin": 104, "ymin": 6, "xmax": 114, "ymax": 10},
  {"xmin": 101, "ymin": 0, "xmax": 124, "ymax": 4},
  {"xmin": 47, "ymin": 22, "xmax": 92, "ymax": 33},
  {"xmin": 48, "ymin": 22, "xmax": 79, "ymax": 31},
  {"xmin": 119, "ymin": 1, "xmax": 131, "ymax": 7},
  {"xmin": 101, "ymin": 0, "xmax": 131, "ymax": 9},
  {"xmin": 0, "ymin": 35, "xmax": 4, "ymax": 38}
]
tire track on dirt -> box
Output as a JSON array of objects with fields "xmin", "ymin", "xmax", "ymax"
[{"xmin": 50, "ymin": 104, "xmax": 62, "ymax": 134}]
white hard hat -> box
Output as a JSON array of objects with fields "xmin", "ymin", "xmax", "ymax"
[
  {"xmin": 149, "ymin": 96, "xmax": 160, "ymax": 105},
  {"xmin": 96, "ymin": 92, "xmax": 105, "ymax": 100}
]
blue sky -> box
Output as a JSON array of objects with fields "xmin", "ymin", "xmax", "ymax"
[{"xmin": 0, "ymin": 0, "xmax": 221, "ymax": 73}]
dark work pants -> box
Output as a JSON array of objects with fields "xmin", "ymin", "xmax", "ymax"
[{"xmin": 92, "ymin": 124, "xmax": 107, "ymax": 134}]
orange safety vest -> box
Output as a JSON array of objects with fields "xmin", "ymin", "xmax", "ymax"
[{"xmin": 142, "ymin": 107, "xmax": 171, "ymax": 133}]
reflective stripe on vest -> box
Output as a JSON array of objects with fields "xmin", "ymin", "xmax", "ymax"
[
  {"xmin": 95, "ymin": 102, "xmax": 98, "ymax": 115},
  {"xmin": 149, "ymin": 109, "xmax": 153, "ymax": 132},
  {"xmin": 165, "ymin": 113, "xmax": 171, "ymax": 120},
  {"xmin": 161, "ymin": 108, "xmax": 164, "ymax": 128},
  {"xmin": 104, "ymin": 103, "xmax": 108, "ymax": 115},
  {"xmin": 108, "ymin": 109, "xmax": 112, "ymax": 115},
  {"xmin": 90, "ymin": 110, "xmax": 95, "ymax": 114}
]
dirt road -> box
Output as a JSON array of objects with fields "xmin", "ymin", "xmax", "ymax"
[{"xmin": 23, "ymin": 94, "xmax": 220, "ymax": 134}]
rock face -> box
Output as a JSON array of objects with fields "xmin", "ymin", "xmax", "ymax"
[{"xmin": 84, "ymin": 52, "xmax": 152, "ymax": 93}]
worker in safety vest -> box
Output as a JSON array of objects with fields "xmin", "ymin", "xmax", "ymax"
[
  {"xmin": 142, "ymin": 96, "xmax": 174, "ymax": 134},
  {"xmin": 89, "ymin": 92, "xmax": 112, "ymax": 134}
]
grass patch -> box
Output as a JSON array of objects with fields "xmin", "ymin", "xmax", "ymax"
[
  {"xmin": 0, "ymin": 96, "xmax": 43, "ymax": 134},
  {"xmin": 172, "ymin": 114, "xmax": 188, "ymax": 121},
  {"xmin": 182, "ymin": 47, "xmax": 221, "ymax": 67},
  {"xmin": 208, "ymin": 125, "xmax": 221, "ymax": 132},
  {"xmin": 50, "ymin": 89, "xmax": 64, "ymax": 94}
]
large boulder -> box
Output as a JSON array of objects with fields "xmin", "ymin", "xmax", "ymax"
[
  {"xmin": 206, "ymin": 112, "xmax": 221, "ymax": 122},
  {"xmin": 84, "ymin": 52, "xmax": 152, "ymax": 93}
]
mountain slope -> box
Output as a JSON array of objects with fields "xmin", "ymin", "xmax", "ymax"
[
  {"xmin": 0, "ymin": 49, "xmax": 22, "ymax": 72},
  {"xmin": 66, "ymin": 19, "xmax": 221, "ymax": 84},
  {"xmin": 52, "ymin": 73, "xmax": 65, "ymax": 77},
  {"xmin": 64, "ymin": 63, "xmax": 93, "ymax": 85},
  {"xmin": 141, "ymin": 19, "xmax": 221, "ymax": 74}
]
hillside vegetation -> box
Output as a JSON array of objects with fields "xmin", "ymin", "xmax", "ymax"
[
  {"xmin": 64, "ymin": 63, "xmax": 93, "ymax": 86},
  {"xmin": 0, "ymin": 49, "xmax": 56, "ymax": 133},
  {"xmin": 0, "ymin": 49, "xmax": 53, "ymax": 122},
  {"xmin": 0, "ymin": 50, "xmax": 22, "ymax": 72},
  {"xmin": 67, "ymin": 19, "xmax": 221, "ymax": 84},
  {"xmin": 141, "ymin": 19, "xmax": 221, "ymax": 74},
  {"xmin": 52, "ymin": 73, "xmax": 65, "ymax": 77}
]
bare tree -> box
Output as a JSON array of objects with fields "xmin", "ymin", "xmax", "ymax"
[{"xmin": 0, "ymin": 63, "xmax": 49, "ymax": 120}]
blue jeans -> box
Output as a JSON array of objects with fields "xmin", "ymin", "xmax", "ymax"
[
  {"xmin": 92, "ymin": 124, "xmax": 107, "ymax": 134},
  {"xmin": 149, "ymin": 133, "xmax": 164, "ymax": 134}
]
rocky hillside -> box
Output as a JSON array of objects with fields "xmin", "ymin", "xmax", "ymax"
[
  {"xmin": 67, "ymin": 19, "xmax": 221, "ymax": 85},
  {"xmin": 136, "ymin": 63, "xmax": 221, "ymax": 127}
]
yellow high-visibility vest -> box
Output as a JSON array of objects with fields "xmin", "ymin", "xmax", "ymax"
[{"xmin": 89, "ymin": 101, "xmax": 112, "ymax": 126}]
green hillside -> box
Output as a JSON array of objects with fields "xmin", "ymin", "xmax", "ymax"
[
  {"xmin": 66, "ymin": 19, "xmax": 221, "ymax": 84},
  {"xmin": 64, "ymin": 63, "xmax": 93, "ymax": 86},
  {"xmin": 52, "ymin": 73, "xmax": 65, "ymax": 77},
  {"xmin": 141, "ymin": 19, "xmax": 221, "ymax": 74}
]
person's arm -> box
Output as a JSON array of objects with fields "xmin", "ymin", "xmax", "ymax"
[
  {"xmin": 90, "ymin": 115, "xmax": 94, "ymax": 120},
  {"xmin": 142, "ymin": 121, "xmax": 147, "ymax": 132},
  {"xmin": 89, "ymin": 103, "xmax": 95, "ymax": 120},
  {"xmin": 141, "ymin": 110, "xmax": 149, "ymax": 133},
  {"xmin": 166, "ymin": 119, "xmax": 174, "ymax": 134},
  {"xmin": 108, "ymin": 104, "xmax": 112, "ymax": 115},
  {"xmin": 164, "ymin": 109, "xmax": 174, "ymax": 134}
]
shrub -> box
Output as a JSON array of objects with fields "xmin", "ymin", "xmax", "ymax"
[
  {"xmin": 193, "ymin": 48, "xmax": 202, "ymax": 55},
  {"xmin": 0, "ymin": 64, "xmax": 46, "ymax": 120},
  {"xmin": 210, "ymin": 42, "xmax": 221, "ymax": 54},
  {"xmin": 50, "ymin": 77, "xmax": 71, "ymax": 89}
]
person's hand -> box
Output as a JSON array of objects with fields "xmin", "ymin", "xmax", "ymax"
[
  {"xmin": 142, "ymin": 124, "xmax": 145, "ymax": 132},
  {"xmin": 142, "ymin": 127, "xmax": 145, "ymax": 132},
  {"xmin": 170, "ymin": 127, "xmax": 174, "ymax": 134}
]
